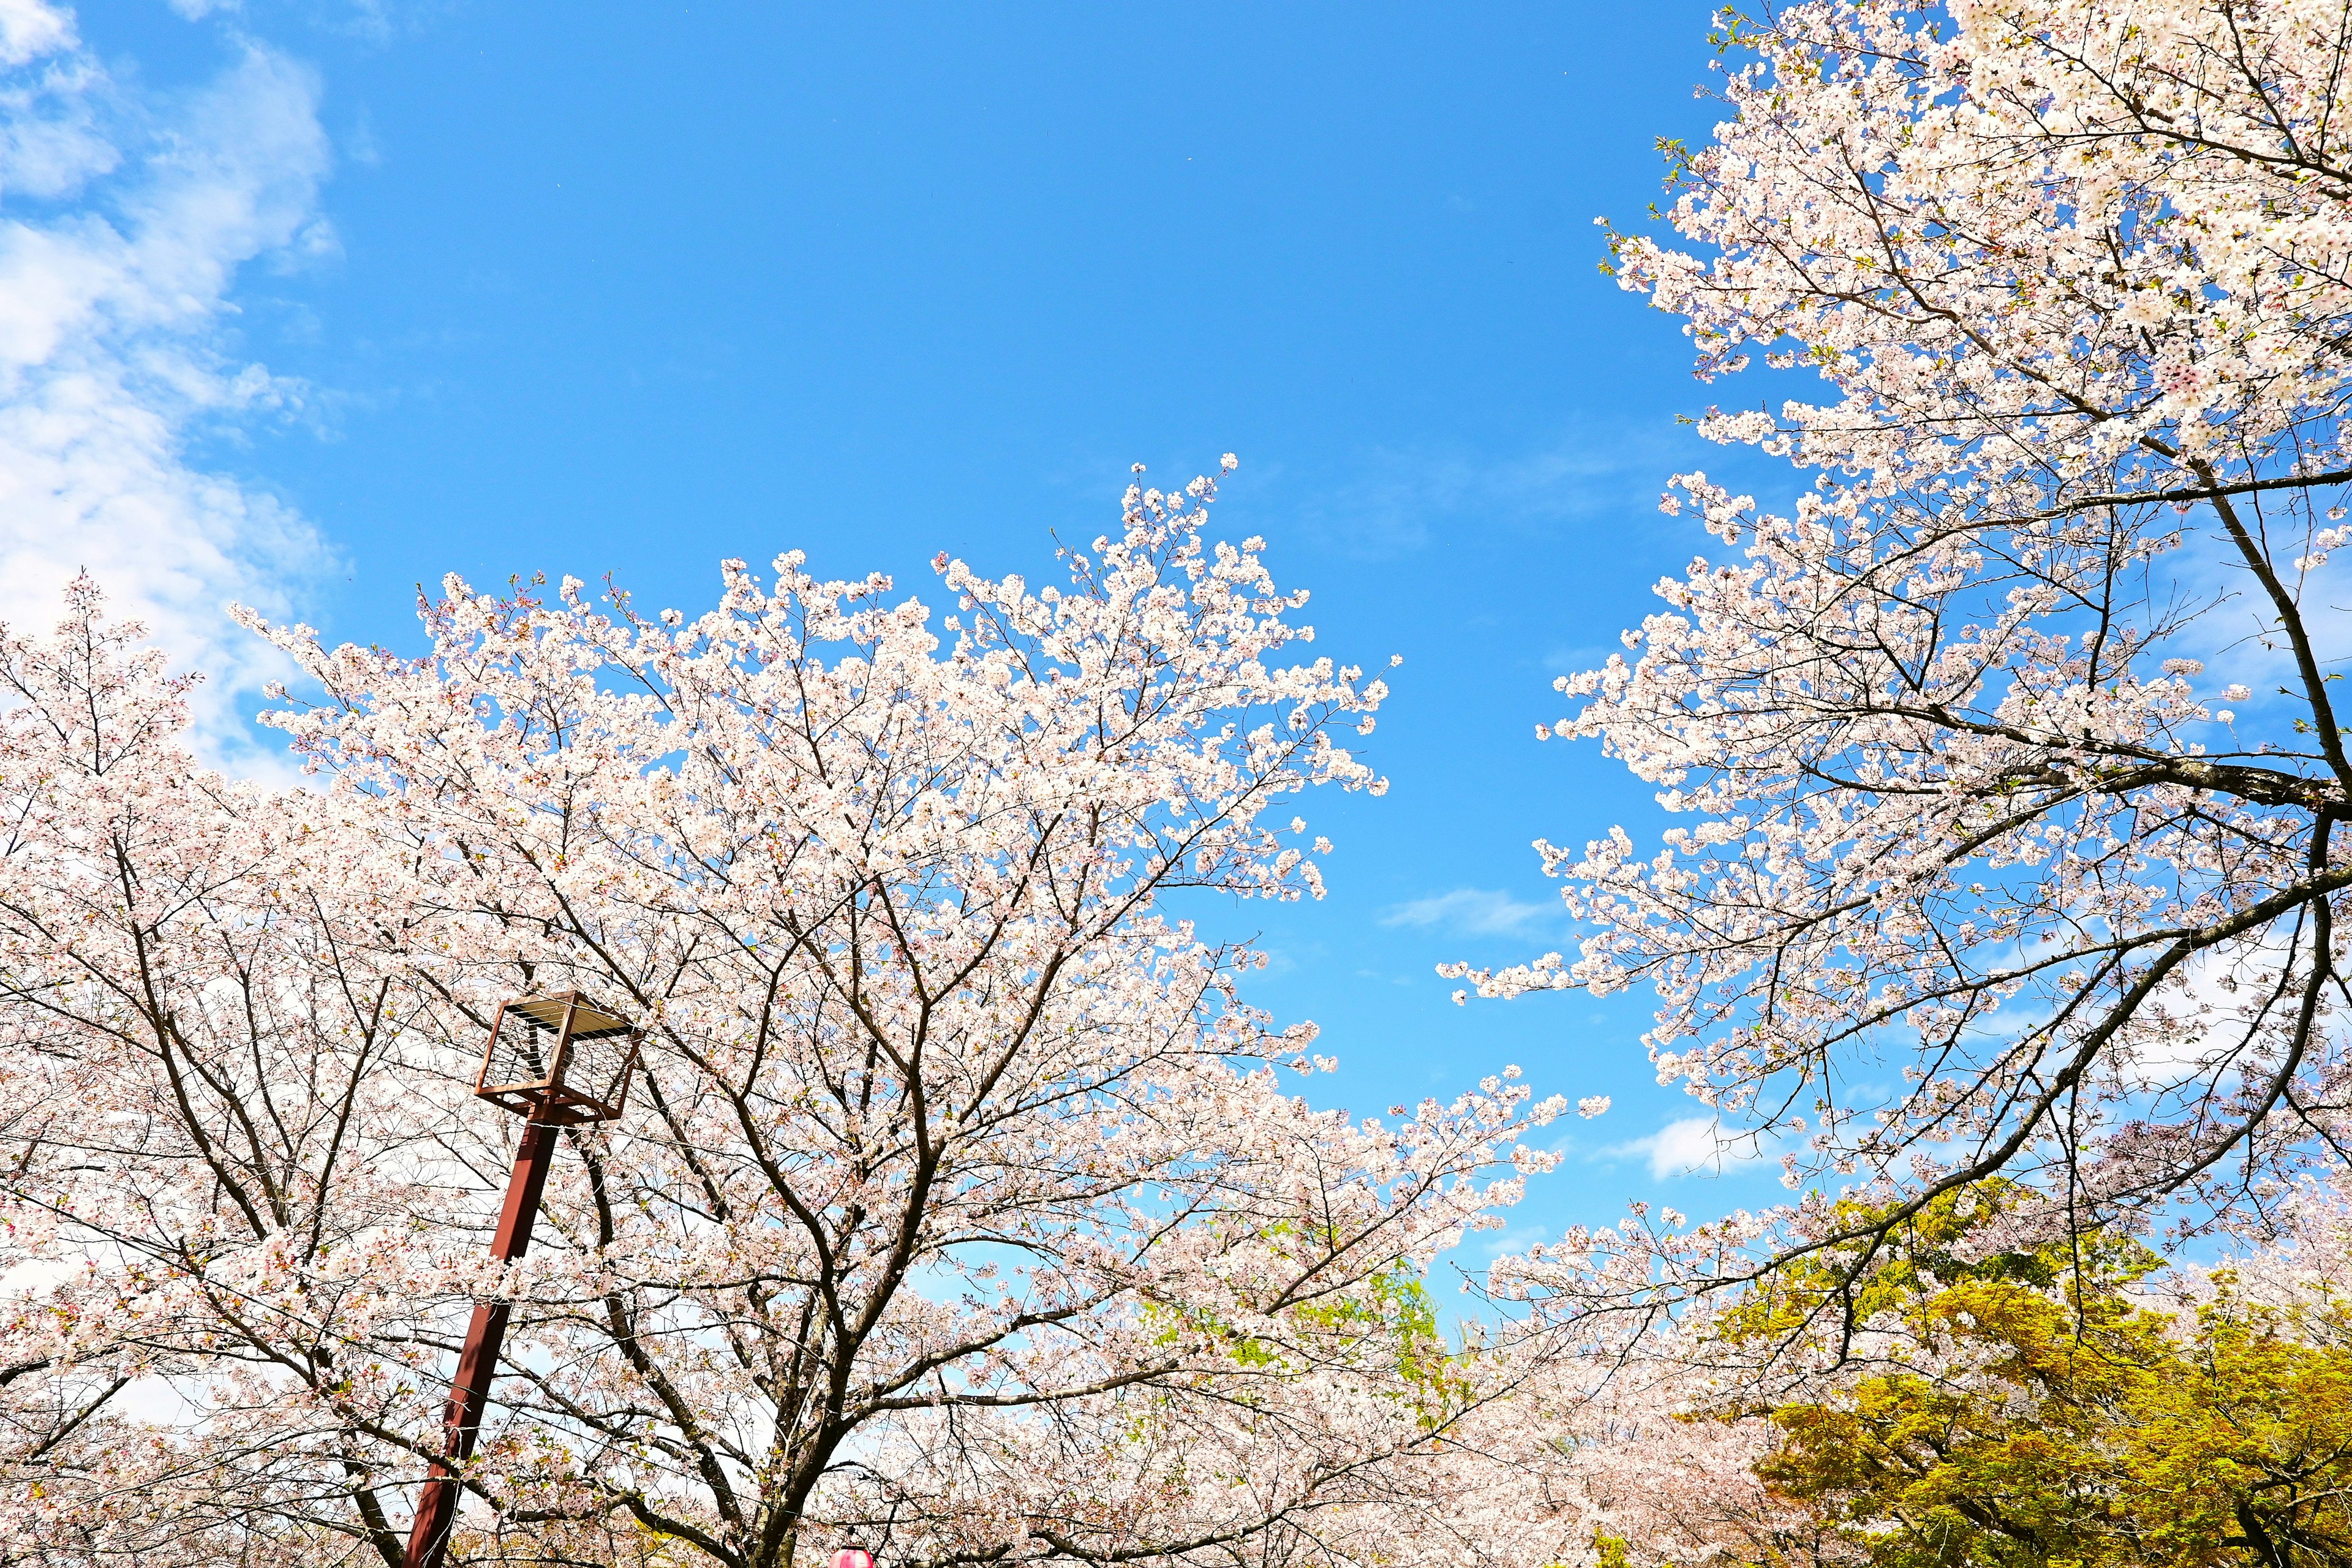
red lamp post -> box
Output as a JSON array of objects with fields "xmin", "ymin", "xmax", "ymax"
[{"xmin": 404, "ymin": 992, "xmax": 643, "ymax": 1568}]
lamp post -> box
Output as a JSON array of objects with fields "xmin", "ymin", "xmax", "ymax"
[{"xmin": 404, "ymin": 992, "xmax": 643, "ymax": 1568}]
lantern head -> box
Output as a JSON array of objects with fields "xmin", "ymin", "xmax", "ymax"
[
  {"xmin": 831, "ymin": 1551, "xmax": 875, "ymax": 1568},
  {"xmin": 473, "ymin": 991, "xmax": 643, "ymax": 1125}
]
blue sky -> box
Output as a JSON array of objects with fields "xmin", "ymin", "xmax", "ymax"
[{"xmin": 1, "ymin": 0, "xmax": 1808, "ymax": 1264}]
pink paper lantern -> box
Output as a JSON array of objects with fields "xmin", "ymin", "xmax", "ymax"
[{"xmin": 832, "ymin": 1550, "xmax": 875, "ymax": 1568}]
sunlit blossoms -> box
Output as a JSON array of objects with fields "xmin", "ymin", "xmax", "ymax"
[
  {"xmin": 0, "ymin": 472, "xmax": 1564, "ymax": 1566},
  {"xmin": 1451, "ymin": 0, "xmax": 2352, "ymax": 1313},
  {"xmin": 32, "ymin": 0, "xmax": 2352, "ymax": 1559}
]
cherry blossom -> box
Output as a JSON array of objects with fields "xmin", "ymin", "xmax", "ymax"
[
  {"xmin": 0, "ymin": 471, "xmax": 1563, "ymax": 1565},
  {"xmin": 1453, "ymin": 0, "xmax": 2352, "ymax": 1318}
]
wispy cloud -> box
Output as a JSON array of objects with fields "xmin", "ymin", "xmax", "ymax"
[
  {"xmin": 0, "ymin": 3, "xmax": 334, "ymax": 757},
  {"xmin": 1284, "ymin": 422, "xmax": 1683, "ymax": 561},
  {"xmin": 1607, "ymin": 1116, "xmax": 1770, "ymax": 1180},
  {"xmin": 0, "ymin": 2, "xmax": 71, "ymax": 69},
  {"xmin": 1379, "ymin": 887, "xmax": 1552, "ymax": 937}
]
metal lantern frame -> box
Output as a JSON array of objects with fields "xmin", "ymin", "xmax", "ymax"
[{"xmin": 472, "ymin": 990, "xmax": 644, "ymax": 1126}]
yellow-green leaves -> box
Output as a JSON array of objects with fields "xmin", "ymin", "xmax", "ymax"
[{"xmin": 1719, "ymin": 1186, "xmax": 2352, "ymax": 1568}]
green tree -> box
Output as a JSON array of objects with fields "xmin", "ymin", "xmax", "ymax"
[{"xmin": 1720, "ymin": 1189, "xmax": 2352, "ymax": 1568}]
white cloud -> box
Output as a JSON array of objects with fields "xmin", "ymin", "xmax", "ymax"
[
  {"xmin": 0, "ymin": 0, "xmax": 70, "ymax": 68},
  {"xmin": 1379, "ymin": 887, "xmax": 1551, "ymax": 937},
  {"xmin": 0, "ymin": 4, "xmax": 334, "ymax": 757},
  {"xmin": 1281, "ymin": 422, "xmax": 1683, "ymax": 562},
  {"xmin": 1608, "ymin": 1115, "xmax": 1768, "ymax": 1180}
]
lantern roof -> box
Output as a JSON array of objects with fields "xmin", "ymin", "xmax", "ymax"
[{"xmin": 507, "ymin": 991, "xmax": 634, "ymax": 1039}]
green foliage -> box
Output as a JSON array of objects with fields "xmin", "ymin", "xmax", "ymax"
[
  {"xmin": 1142, "ymin": 1256, "xmax": 1472, "ymax": 1430},
  {"xmin": 1718, "ymin": 1186, "xmax": 2352, "ymax": 1568}
]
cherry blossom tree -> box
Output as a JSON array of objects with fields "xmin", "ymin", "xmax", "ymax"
[
  {"xmin": 1451, "ymin": 0, "xmax": 2352, "ymax": 1315},
  {"xmin": 0, "ymin": 470, "xmax": 1564, "ymax": 1567}
]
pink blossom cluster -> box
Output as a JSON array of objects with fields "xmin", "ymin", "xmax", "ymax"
[
  {"xmin": 1451, "ymin": 0, "xmax": 2352, "ymax": 1315},
  {"xmin": 0, "ymin": 476, "xmax": 1566, "ymax": 1567}
]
